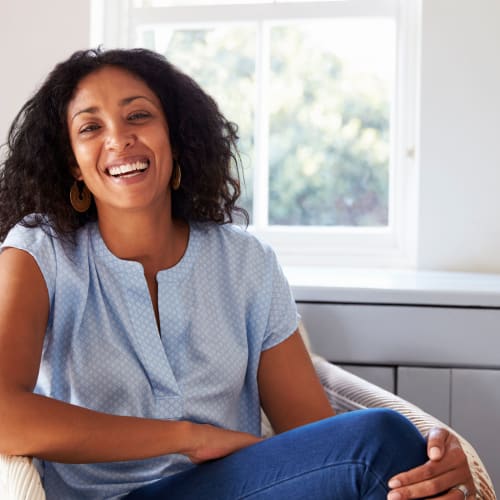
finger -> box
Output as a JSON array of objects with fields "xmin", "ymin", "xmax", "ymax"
[
  {"xmin": 387, "ymin": 469, "xmax": 474, "ymax": 500},
  {"xmin": 427, "ymin": 427, "xmax": 451, "ymax": 461},
  {"xmin": 387, "ymin": 468, "xmax": 475, "ymax": 500},
  {"xmin": 430, "ymin": 484, "xmax": 476, "ymax": 500},
  {"xmin": 388, "ymin": 445, "xmax": 465, "ymax": 488},
  {"xmin": 390, "ymin": 487, "xmax": 469, "ymax": 500},
  {"xmin": 422, "ymin": 481, "xmax": 477, "ymax": 500}
]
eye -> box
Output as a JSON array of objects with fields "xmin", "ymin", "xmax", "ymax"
[
  {"xmin": 78, "ymin": 123, "xmax": 100, "ymax": 134},
  {"xmin": 128, "ymin": 111, "xmax": 152, "ymax": 121}
]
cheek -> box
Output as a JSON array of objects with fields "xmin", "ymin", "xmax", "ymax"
[
  {"xmin": 71, "ymin": 141, "xmax": 96, "ymax": 169},
  {"xmin": 153, "ymin": 135, "xmax": 173, "ymax": 164}
]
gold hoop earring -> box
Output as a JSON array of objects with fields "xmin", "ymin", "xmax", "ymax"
[
  {"xmin": 171, "ymin": 161, "xmax": 182, "ymax": 191},
  {"xmin": 70, "ymin": 181, "xmax": 92, "ymax": 213}
]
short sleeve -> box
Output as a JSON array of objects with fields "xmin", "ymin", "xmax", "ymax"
[
  {"xmin": 1, "ymin": 223, "xmax": 57, "ymax": 304},
  {"xmin": 261, "ymin": 250, "xmax": 299, "ymax": 351}
]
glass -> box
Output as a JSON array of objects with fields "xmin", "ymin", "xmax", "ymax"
[
  {"xmin": 135, "ymin": 24, "xmax": 257, "ymax": 220},
  {"xmin": 268, "ymin": 19, "xmax": 395, "ymax": 226}
]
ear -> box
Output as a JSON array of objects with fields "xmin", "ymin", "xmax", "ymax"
[{"xmin": 70, "ymin": 164, "xmax": 83, "ymax": 181}]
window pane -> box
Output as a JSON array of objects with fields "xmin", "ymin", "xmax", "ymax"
[
  {"xmin": 268, "ymin": 19, "xmax": 395, "ymax": 226},
  {"xmin": 135, "ymin": 24, "xmax": 256, "ymax": 219}
]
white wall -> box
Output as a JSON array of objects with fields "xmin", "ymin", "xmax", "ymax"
[
  {"xmin": 1, "ymin": 0, "xmax": 500, "ymax": 273},
  {"xmin": 0, "ymin": 0, "xmax": 90, "ymax": 144},
  {"xmin": 417, "ymin": 0, "xmax": 500, "ymax": 272}
]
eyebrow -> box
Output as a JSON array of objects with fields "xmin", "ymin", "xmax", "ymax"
[{"xmin": 70, "ymin": 95, "xmax": 157, "ymax": 122}]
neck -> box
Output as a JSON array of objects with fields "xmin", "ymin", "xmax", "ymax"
[{"xmin": 97, "ymin": 208, "xmax": 189, "ymax": 277}]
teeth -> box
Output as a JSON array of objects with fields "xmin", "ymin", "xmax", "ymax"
[{"xmin": 108, "ymin": 161, "xmax": 149, "ymax": 177}]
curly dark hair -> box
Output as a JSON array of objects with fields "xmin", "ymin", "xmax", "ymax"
[{"xmin": 0, "ymin": 47, "xmax": 248, "ymax": 241}]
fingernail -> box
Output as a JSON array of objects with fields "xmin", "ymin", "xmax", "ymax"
[
  {"xmin": 388, "ymin": 479, "xmax": 401, "ymax": 489},
  {"xmin": 429, "ymin": 446, "xmax": 441, "ymax": 460},
  {"xmin": 387, "ymin": 492, "xmax": 402, "ymax": 500}
]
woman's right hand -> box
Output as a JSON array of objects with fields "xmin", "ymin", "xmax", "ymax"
[{"xmin": 184, "ymin": 423, "xmax": 263, "ymax": 464}]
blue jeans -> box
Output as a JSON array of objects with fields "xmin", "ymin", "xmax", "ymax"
[{"xmin": 125, "ymin": 408, "xmax": 427, "ymax": 499}]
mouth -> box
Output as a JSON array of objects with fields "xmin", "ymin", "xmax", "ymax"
[{"xmin": 106, "ymin": 160, "xmax": 150, "ymax": 178}]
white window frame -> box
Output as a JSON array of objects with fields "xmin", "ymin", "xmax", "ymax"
[{"xmin": 91, "ymin": 0, "xmax": 421, "ymax": 268}]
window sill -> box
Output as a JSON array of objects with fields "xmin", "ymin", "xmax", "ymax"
[{"xmin": 284, "ymin": 267, "xmax": 500, "ymax": 307}]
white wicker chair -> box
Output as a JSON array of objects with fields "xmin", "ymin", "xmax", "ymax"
[{"xmin": 0, "ymin": 325, "xmax": 496, "ymax": 500}]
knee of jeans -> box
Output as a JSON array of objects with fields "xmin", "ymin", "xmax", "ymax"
[
  {"xmin": 364, "ymin": 408, "xmax": 427, "ymax": 453},
  {"xmin": 369, "ymin": 408, "xmax": 410, "ymax": 429}
]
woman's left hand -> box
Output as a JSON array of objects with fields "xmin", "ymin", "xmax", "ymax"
[{"xmin": 387, "ymin": 427, "xmax": 476, "ymax": 499}]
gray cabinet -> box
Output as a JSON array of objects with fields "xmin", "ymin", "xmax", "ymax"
[
  {"xmin": 398, "ymin": 367, "xmax": 451, "ymax": 425},
  {"xmin": 338, "ymin": 364, "xmax": 395, "ymax": 393},
  {"xmin": 297, "ymin": 303, "xmax": 500, "ymax": 367},
  {"xmin": 451, "ymin": 369, "xmax": 500, "ymax": 489}
]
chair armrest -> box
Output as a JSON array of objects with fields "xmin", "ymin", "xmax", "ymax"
[
  {"xmin": 0, "ymin": 454, "xmax": 45, "ymax": 500},
  {"xmin": 311, "ymin": 355, "xmax": 497, "ymax": 500}
]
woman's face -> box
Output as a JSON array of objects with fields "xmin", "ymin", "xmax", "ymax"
[{"xmin": 67, "ymin": 65, "xmax": 174, "ymax": 217}]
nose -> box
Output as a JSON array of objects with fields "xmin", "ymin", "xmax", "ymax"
[{"xmin": 105, "ymin": 125, "xmax": 136, "ymax": 151}]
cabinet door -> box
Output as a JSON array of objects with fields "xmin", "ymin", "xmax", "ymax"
[
  {"xmin": 296, "ymin": 303, "xmax": 500, "ymax": 367},
  {"xmin": 451, "ymin": 369, "xmax": 500, "ymax": 492},
  {"xmin": 339, "ymin": 364, "xmax": 395, "ymax": 393},
  {"xmin": 397, "ymin": 367, "xmax": 451, "ymax": 425}
]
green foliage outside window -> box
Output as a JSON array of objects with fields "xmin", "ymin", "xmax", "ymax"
[{"xmin": 141, "ymin": 21, "xmax": 391, "ymax": 226}]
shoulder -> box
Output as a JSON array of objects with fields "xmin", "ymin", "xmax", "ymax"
[
  {"xmin": 2, "ymin": 217, "xmax": 56, "ymax": 257},
  {"xmin": 195, "ymin": 223, "xmax": 277, "ymax": 272},
  {"xmin": 1, "ymin": 219, "xmax": 94, "ymax": 296},
  {"xmin": 193, "ymin": 222, "xmax": 276, "ymax": 263},
  {"xmin": 2, "ymin": 217, "xmax": 91, "ymax": 256},
  {"xmin": 191, "ymin": 223, "xmax": 282, "ymax": 287}
]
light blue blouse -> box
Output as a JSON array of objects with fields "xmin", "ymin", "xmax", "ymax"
[{"xmin": 2, "ymin": 220, "xmax": 298, "ymax": 499}]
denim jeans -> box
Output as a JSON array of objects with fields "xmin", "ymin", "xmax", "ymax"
[{"xmin": 125, "ymin": 408, "xmax": 428, "ymax": 499}]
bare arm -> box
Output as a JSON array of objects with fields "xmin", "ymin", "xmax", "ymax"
[
  {"xmin": 0, "ymin": 248, "xmax": 260, "ymax": 464},
  {"xmin": 257, "ymin": 330, "xmax": 334, "ymax": 433}
]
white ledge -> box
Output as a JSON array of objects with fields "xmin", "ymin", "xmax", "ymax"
[{"xmin": 284, "ymin": 267, "xmax": 500, "ymax": 307}]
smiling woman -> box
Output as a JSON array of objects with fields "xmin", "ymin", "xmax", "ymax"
[{"xmin": 0, "ymin": 47, "xmax": 477, "ymax": 500}]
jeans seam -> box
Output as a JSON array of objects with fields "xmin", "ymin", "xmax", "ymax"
[{"xmin": 237, "ymin": 459, "xmax": 389, "ymax": 499}]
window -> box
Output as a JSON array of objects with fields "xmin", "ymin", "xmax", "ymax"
[{"xmin": 91, "ymin": 0, "xmax": 420, "ymax": 267}]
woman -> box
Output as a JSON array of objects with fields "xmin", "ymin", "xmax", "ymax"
[{"xmin": 0, "ymin": 48, "xmax": 474, "ymax": 499}]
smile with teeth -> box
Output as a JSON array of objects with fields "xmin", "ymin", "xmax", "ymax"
[{"xmin": 107, "ymin": 160, "xmax": 149, "ymax": 177}]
